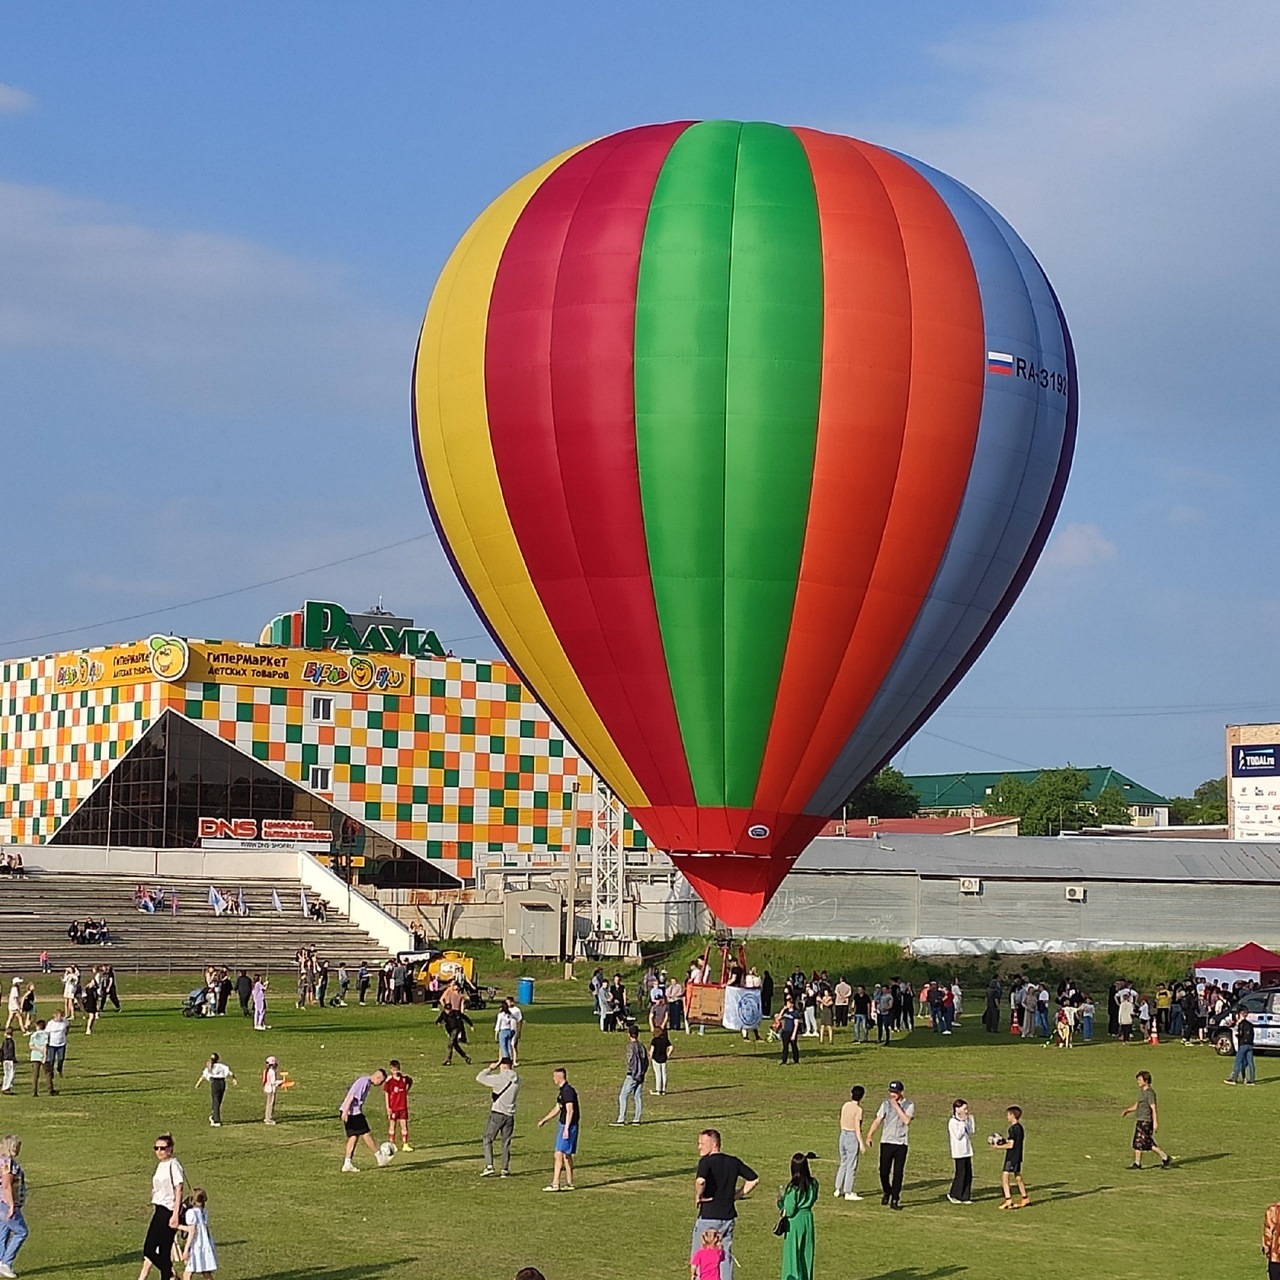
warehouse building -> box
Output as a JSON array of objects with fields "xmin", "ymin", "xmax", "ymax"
[{"xmin": 754, "ymin": 834, "xmax": 1280, "ymax": 952}]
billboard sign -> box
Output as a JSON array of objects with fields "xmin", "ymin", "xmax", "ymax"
[
  {"xmin": 1232, "ymin": 745, "xmax": 1280, "ymax": 778},
  {"xmin": 198, "ymin": 817, "xmax": 335, "ymax": 845},
  {"xmin": 1230, "ymin": 744, "xmax": 1280, "ymax": 839}
]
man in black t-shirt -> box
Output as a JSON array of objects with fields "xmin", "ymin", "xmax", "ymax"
[
  {"xmin": 852, "ymin": 986, "xmax": 871, "ymax": 1043},
  {"xmin": 692, "ymin": 1128, "xmax": 758, "ymax": 1280},
  {"xmin": 536, "ymin": 1067, "xmax": 580, "ymax": 1192}
]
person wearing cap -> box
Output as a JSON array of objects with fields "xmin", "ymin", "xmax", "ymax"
[
  {"xmin": 4, "ymin": 982, "xmax": 21, "ymax": 1035},
  {"xmin": 262, "ymin": 1056, "xmax": 281, "ymax": 1124},
  {"xmin": 865, "ymin": 1080, "xmax": 914, "ymax": 1210}
]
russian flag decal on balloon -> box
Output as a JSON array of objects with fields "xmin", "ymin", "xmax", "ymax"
[{"xmin": 413, "ymin": 121, "xmax": 1076, "ymax": 927}]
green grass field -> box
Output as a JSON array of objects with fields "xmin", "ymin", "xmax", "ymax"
[{"xmin": 1, "ymin": 965, "xmax": 1274, "ymax": 1280}]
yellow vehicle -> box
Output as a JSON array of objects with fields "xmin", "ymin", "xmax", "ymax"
[
  {"xmin": 400, "ymin": 949, "xmax": 489, "ymax": 1006},
  {"xmin": 427, "ymin": 949, "xmax": 476, "ymax": 987}
]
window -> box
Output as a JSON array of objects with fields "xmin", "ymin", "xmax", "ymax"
[
  {"xmin": 309, "ymin": 765, "xmax": 331, "ymax": 792},
  {"xmin": 310, "ymin": 695, "xmax": 334, "ymax": 723},
  {"xmin": 1135, "ymin": 805, "xmax": 1153, "ymax": 817}
]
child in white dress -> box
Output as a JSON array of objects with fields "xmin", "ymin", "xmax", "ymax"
[{"xmin": 180, "ymin": 1189, "xmax": 217, "ymax": 1280}]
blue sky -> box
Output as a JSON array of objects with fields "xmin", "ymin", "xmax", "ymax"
[{"xmin": 2, "ymin": 2, "xmax": 1278, "ymax": 799}]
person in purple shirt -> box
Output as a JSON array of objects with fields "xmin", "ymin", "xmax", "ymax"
[{"xmin": 340, "ymin": 1068, "xmax": 388, "ymax": 1172}]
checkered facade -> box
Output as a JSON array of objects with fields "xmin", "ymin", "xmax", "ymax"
[{"xmin": 0, "ymin": 641, "xmax": 650, "ymax": 884}]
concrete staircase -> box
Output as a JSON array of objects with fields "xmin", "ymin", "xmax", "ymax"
[{"xmin": 0, "ymin": 873, "xmax": 390, "ymax": 974}]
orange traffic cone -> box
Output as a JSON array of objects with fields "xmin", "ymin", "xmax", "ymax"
[
  {"xmin": 1149, "ymin": 1025, "xmax": 1159, "ymax": 1045},
  {"xmin": 1010, "ymin": 1014, "xmax": 1020, "ymax": 1035}
]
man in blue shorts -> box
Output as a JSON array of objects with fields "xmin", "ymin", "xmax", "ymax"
[{"xmin": 536, "ymin": 1066, "xmax": 578, "ymax": 1191}]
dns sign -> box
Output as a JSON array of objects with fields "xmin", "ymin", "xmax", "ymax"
[{"xmin": 199, "ymin": 818, "xmax": 257, "ymax": 840}]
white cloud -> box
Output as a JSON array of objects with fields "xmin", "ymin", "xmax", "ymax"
[
  {"xmin": 876, "ymin": 1, "xmax": 1280, "ymax": 439},
  {"xmin": 0, "ymin": 84, "xmax": 34, "ymax": 115},
  {"xmin": 1041, "ymin": 522, "xmax": 1117, "ymax": 569},
  {"xmin": 0, "ymin": 180, "xmax": 412, "ymax": 418}
]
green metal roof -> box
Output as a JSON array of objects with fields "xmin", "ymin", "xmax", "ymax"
[{"xmin": 905, "ymin": 767, "xmax": 1169, "ymax": 809}]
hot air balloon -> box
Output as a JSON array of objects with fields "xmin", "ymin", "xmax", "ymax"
[{"xmin": 413, "ymin": 121, "xmax": 1075, "ymax": 927}]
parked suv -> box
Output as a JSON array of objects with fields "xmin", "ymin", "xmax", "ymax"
[{"xmin": 1209, "ymin": 986, "xmax": 1280, "ymax": 1055}]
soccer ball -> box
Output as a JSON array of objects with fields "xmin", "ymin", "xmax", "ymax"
[
  {"xmin": 379, "ymin": 1142, "xmax": 397, "ymax": 1160},
  {"xmin": 987, "ymin": 1133, "xmax": 1002, "ymax": 1147}
]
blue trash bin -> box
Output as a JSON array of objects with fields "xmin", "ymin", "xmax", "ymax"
[{"xmin": 517, "ymin": 976, "xmax": 535, "ymax": 1005}]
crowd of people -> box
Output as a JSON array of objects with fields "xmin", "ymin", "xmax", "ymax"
[{"xmin": 4, "ymin": 946, "xmax": 1280, "ymax": 1280}]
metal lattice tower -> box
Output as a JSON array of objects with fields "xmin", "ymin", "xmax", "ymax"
[{"xmin": 590, "ymin": 776, "xmax": 625, "ymax": 939}]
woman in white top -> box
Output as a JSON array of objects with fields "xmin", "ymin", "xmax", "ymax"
[
  {"xmin": 946, "ymin": 1099, "xmax": 976, "ymax": 1204},
  {"xmin": 61, "ymin": 967, "xmax": 79, "ymax": 1019},
  {"xmin": 195, "ymin": 1055, "xmax": 236, "ymax": 1127},
  {"xmin": 138, "ymin": 1134, "xmax": 184, "ymax": 1280}
]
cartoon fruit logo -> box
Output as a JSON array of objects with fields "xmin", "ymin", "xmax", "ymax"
[
  {"xmin": 348, "ymin": 655, "xmax": 375, "ymax": 690},
  {"xmin": 148, "ymin": 635, "xmax": 190, "ymax": 681}
]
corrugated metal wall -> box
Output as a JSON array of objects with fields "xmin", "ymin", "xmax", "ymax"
[{"xmin": 755, "ymin": 873, "xmax": 1280, "ymax": 948}]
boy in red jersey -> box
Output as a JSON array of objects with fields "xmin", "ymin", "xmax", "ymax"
[{"xmin": 383, "ymin": 1060, "xmax": 414, "ymax": 1151}]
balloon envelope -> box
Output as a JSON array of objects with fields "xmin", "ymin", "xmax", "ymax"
[{"xmin": 413, "ymin": 121, "xmax": 1075, "ymax": 926}]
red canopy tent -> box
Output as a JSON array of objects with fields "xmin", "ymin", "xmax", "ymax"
[{"xmin": 1194, "ymin": 943, "xmax": 1280, "ymax": 988}]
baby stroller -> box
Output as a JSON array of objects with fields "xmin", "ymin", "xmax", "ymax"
[{"xmin": 181, "ymin": 988, "xmax": 210, "ymax": 1018}]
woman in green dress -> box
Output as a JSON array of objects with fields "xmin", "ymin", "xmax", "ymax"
[{"xmin": 777, "ymin": 1151, "xmax": 818, "ymax": 1280}]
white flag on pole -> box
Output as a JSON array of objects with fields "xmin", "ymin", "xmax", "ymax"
[
  {"xmin": 271, "ymin": 889, "xmax": 283, "ymax": 915},
  {"xmin": 208, "ymin": 886, "xmax": 225, "ymax": 916},
  {"xmin": 300, "ymin": 888, "xmax": 309, "ymax": 918}
]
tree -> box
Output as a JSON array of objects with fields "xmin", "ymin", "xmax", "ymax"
[
  {"xmin": 1091, "ymin": 785, "xmax": 1133, "ymax": 826},
  {"xmin": 1022, "ymin": 767, "xmax": 1092, "ymax": 835},
  {"xmin": 989, "ymin": 774, "xmax": 1033, "ymax": 818},
  {"xmin": 841, "ymin": 766, "xmax": 920, "ymax": 819},
  {"xmin": 1168, "ymin": 777, "xmax": 1227, "ymax": 825},
  {"xmin": 989, "ymin": 767, "xmax": 1092, "ymax": 835}
]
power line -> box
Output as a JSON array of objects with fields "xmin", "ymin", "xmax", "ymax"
[
  {"xmin": 914, "ymin": 730, "xmax": 1038, "ymax": 769},
  {"xmin": 0, "ymin": 533, "xmax": 434, "ymax": 651},
  {"xmin": 937, "ymin": 701, "xmax": 1280, "ymax": 721}
]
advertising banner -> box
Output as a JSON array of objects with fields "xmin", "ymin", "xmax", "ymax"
[
  {"xmin": 51, "ymin": 636, "xmax": 190, "ymax": 691},
  {"xmin": 198, "ymin": 817, "xmax": 334, "ymax": 848},
  {"xmin": 186, "ymin": 642, "xmax": 413, "ymax": 694},
  {"xmin": 1231, "ymin": 745, "xmax": 1280, "ymax": 840},
  {"xmin": 47, "ymin": 637, "xmax": 413, "ymax": 695}
]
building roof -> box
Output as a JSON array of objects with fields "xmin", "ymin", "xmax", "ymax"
[
  {"xmin": 793, "ymin": 833, "xmax": 1280, "ymax": 883},
  {"xmin": 819, "ymin": 816, "xmax": 1019, "ymax": 837},
  {"xmin": 904, "ymin": 766, "xmax": 1169, "ymax": 808},
  {"xmin": 1195, "ymin": 942, "xmax": 1280, "ymax": 971}
]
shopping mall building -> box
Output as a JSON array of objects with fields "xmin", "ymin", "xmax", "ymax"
[{"xmin": 0, "ymin": 600, "xmax": 648, "ymax": 887}]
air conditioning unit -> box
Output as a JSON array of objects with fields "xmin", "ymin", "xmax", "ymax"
[
  {"xmin": 866, "ymin": 815, "xmax": 879, "ymax": 826},
  {"xmin": 1065, "ymin": 885, "xmax": 1086, "ymax": 902},
  {"xmin": 959, "ymin": 877, "xmax": 982, "ymax": 895}
]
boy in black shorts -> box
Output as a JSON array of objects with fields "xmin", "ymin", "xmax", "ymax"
[{"xmin": 993, "ymin": 1105, "xmax": 1028, "ymax": 1209}]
